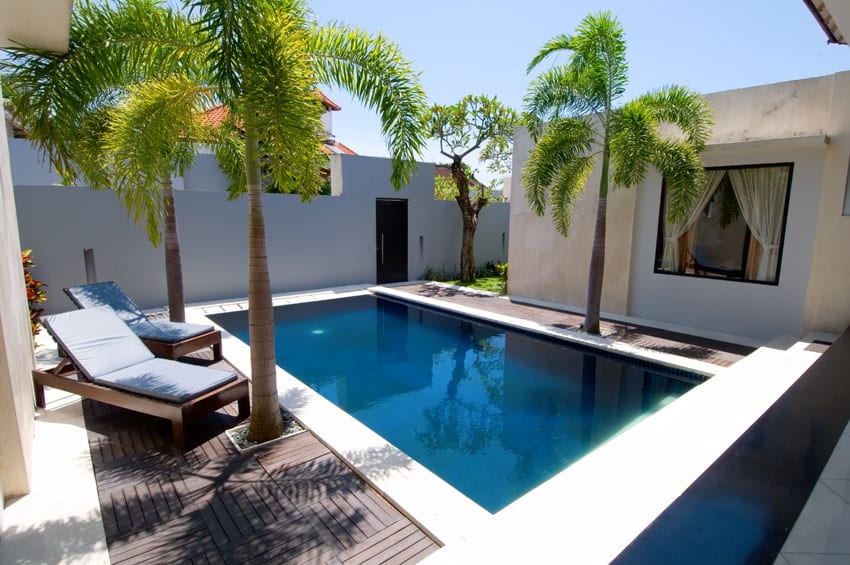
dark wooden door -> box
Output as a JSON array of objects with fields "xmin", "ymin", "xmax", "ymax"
[{"xmin": 376, "ymin": 198, "xmax": 408, "ymax": 284}]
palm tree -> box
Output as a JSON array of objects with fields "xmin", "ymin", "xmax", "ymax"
[
  {"xmin": 190, "ymin": 0, "xmax": 426, "ymax": 441},
  {"xmin": 523, "ymin": 11, "xmax": 712, "ymax": 334},
  {"xmin": 2, "ymin": 0, "xmax": 200, "ymax": 323},
  {"xmin": 3, "ymin": 0, "xmax": 426, "ymax": 443}
]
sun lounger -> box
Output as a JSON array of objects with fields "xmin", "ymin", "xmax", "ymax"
[
  {"xmin": 33, "ymin": 307, "xmax": 249, "ymax": 448},
  {"xmin": 64, "ymin": 281, "xmax": 222, "ymax": 361}
]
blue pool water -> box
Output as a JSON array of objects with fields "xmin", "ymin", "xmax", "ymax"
[{"xmin": 210, "ymin": 294, "xmax": 704, "ymax": 512}]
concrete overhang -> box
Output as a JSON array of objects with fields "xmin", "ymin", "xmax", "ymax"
[
  {"xmin": 0, "ymin": 0, "xmax": 73, "ymax": 53},
  {"xmin": 804, "ymin": 0, "xmax": 850, "ymax": 45}
]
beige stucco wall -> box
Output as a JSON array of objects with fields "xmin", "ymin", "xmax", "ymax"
[
  {"xmin": 802, "ymin": 71, "xmax": 850, "ymax": 335},
  {"xmin": 0, "ymin": 81, "xmax": 34, "ymax": 497},
  {"xmin": 706, "ymin": 75, "xmax": 833, "ymax": 144},
  {"xmin": 508, "ymin": 127, "xmax": 636, "ymax": 315}
]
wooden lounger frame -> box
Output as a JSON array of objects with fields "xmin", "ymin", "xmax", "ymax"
[
  {"xmin": 142, "ymin": 329, "xmax": 223, "ymax": 362},
  {"xmin": 33, "ymin": 358, "xmax": 249, "ymax": 448}
]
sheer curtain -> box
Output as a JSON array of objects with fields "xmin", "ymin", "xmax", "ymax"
[
  {"xmin": 728, "ymin": 166, "xmax": 789, "ymax": 282},
  {"xmin": 660, "ymin": 170, "xmax": 726, "ymax": 272}
]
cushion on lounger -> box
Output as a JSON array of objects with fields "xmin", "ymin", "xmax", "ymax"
[
  {"xmin": 65, "ymin": 281, "xmax": 215, "ymax": 343},
  {"xmin": 129, "ymin": 319, "xmax": 215, "ymax": 342},
  {"xmin": 64, "ymin": 281, "xmax": 148, "ymax": 326},
  {"xmin": 42, "ymin": 307, "xmax": 154, "ymax": 379},
  {"xmin": 93, "ymin": 358, "xmax": 237, "ymax": 403}
]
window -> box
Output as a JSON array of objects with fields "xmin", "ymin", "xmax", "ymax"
[{"xmin": 654, "ymin": 163, "xmax": 793, "ymax": 285}]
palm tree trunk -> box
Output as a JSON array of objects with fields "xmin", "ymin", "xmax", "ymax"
[
  {"xmin": 162, "ymin": 178, "xmax": 185, "ymax": 323},
  {"xmin": 584, "ymin": 143, "xmax": 610, "ymax": 335},
  {"xmin": 245, "ymin": 121, "xmax": 283, "ymax": 443}
]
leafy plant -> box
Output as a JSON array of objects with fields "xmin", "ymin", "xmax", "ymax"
[
  {"xmin": 21, "ymin": 249, "xmax": 47, "ymax": 337},
  {"xmin": 427, "ymin": 95, "xmax": 518, "ymax": 282}
]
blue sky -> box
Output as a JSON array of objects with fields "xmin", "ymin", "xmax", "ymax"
[{"xmin": 308, "ymin": 0, "xmax": 849, "ymax": 178}]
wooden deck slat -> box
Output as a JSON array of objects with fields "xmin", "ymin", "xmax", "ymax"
[
  {"xmin": 79, "ymin": 353, "xmax": 438, "ymax": 564},
  {"xmin": 339, "ymin": 520, "xmax": 419, "ymax": 564}
]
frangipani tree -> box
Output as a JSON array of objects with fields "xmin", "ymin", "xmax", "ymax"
[
  {"xmin": 428, "ymin": 95, "xmax": 517, "ymax": 282},
  {"xmin": 3, "ymin": 0, "xmax": 427, "ymax": 443},
  {"xmin": 523, "ymin": 11, "xmax": 712, "ymax": 334}
]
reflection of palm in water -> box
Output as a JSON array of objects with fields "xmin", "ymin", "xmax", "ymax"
[
  {"xmin": 417, "ymin": 320, "xmax": 504, "ymax": 454},
  {"xmin": 446, "ymin": 320, "xmax": 474, "ymax": 400}
]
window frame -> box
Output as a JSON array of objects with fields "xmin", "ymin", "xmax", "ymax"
[{"xmin": 652, "ymin": 162, "xmax": 795, "ymax": 286}]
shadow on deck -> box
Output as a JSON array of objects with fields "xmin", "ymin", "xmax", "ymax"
[{"xmin": 82, "ymin": 351, "xmax": 439, "ymax": 565}]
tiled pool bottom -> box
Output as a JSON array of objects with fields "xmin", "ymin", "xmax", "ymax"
[{"xmin": 188, "ymin": 285, "xmax": 824, "ymax": 562}]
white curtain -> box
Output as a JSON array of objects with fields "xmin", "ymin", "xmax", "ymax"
[
  {"xmin": 660, "ymin": 170, "xmax": 726, "ymax": 272},
  {"xmin": 728, "ymin": 167, "xmax": 789, "ymax": 282}
]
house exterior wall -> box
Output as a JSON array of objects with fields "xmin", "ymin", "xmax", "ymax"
[
  {"xmin": 11, "ymin": 147, "xmax": 510, "ymax": 314},
  {"xmin": 509, "ymin": 72, "xmax": 849, "ymax": 341},
  {"xmin": 0, "ymin": 74, "xmax": 35, "ymax": 499},
  {"xmin": 802, "ymin": 71, "xmax": 850, "ymax": 335}
]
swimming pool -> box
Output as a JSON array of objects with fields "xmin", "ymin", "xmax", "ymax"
[{"xmin": 210, "ymin": 294, "xmax": 706, "ymax": 512}]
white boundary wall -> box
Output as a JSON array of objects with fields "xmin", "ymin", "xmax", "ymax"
[{"xmin": 10, "ymin": 143, "xmax": 509, "ymax": 314}]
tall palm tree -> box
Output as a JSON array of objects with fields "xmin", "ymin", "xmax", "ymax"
[
  {"xmin": 1, "ymin": 0, "xmax": 200, "ymax": 323},
  {"xmin": 523, "ymin": 11, "xmax": 712, "ymax": 334},
  {"xmin": 189, "ymin": 0, "xmax": 426, "ymax": 441}
]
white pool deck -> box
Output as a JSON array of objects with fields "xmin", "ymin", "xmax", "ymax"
[{"xmin": 2, "ymin": 283, "xmax": 849, "ymax": 564}]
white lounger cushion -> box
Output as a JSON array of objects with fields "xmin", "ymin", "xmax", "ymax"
[
  {"xmin": 64, "ymin": 281, "xmax": 214, "ymax": 342},
  {"xmin": 130, "ymin": 319, "xmax": 215, "ymax": 342},
  {"xmin": 44, "ymin": 307, "xmax": 154, "ymax": 378},
  {"xmin": 94, "ymin": 358, "xmax": 237, "ymax": 403}
]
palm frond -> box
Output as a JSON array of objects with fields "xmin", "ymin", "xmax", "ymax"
[
  {"xmin": 547, "ymin": 155, "xmax": 596, "ymax": 236},
  {"xmin": 209, "ymin": 117, "xmax": 249, "ymax": 199},
  {"xmin": 522, "ymin": 117, "xmax": 595, "ymax": 224},
  {"xmin": 636, "ymin": 85, "xmax": 713, "ymax": 152},
  {"xmin": 651, "ymin": 139, "xmax": 705, "ymax": 224},
  {"xmin": 523, "ymin": 66, "xmax": 601, "ymax": 139},
  {"xmin": 239, "ymin": 9, "xmax": 326, "ymax": 200},
  {"xmin": 1, "ymin": 0, "xmax": 201, "ymax": 182},
  {"xmin": 568, "ymin": 11, "xmax": 628, "ymax": 106},
  {"xmin": 608, "ymin": 103, "xmax": 654, "ymax": 187},
  {"xmin": 309, "ymin": 23, "xmax": 427, "ymax": 189},
  {"xmin": 526, "ymin": 33, "xmax": 572, "ymax": 73},
  {"xmin": 102, "ymin": 74, "xmax": 214, "ymax": 244}
]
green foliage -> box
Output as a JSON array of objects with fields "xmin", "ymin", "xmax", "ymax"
[
  {"xmin": 522, "ymin": 11, "xmax": 712, "ymax": 237},
  {"xmin": 422, "ymin": 261, "xmax": 508, "ymax": 294},
  {"xmin": 715, "ymin": 174, "xmax": 741, "ymax": 228},
  {"xmin": 434, "ymin": 174, "xmax": 459, "ymax": 201},
  {"xmin": 21, "ymin": 249, "xmax": 47, "ymax": 337},
  {"xmin": 428, "ymin": 94, "xmax": 519, "ymax": 190},
  {"xmin": 310, "ymin": 23, "xmax": 427, "ymax": 189}
]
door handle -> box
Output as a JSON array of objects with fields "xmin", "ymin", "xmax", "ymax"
[{"xmin": 380, "ymin": 233, "xmax": 385, "ymax": 264}]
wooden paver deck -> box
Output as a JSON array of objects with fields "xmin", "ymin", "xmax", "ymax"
[
  {"xmin": 81, "ymin": 351, "xmax": 439, "ymax": 565},
  {"xmin": 393, "ymin": 283, "xmax": 754, "ymax": 367}
]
